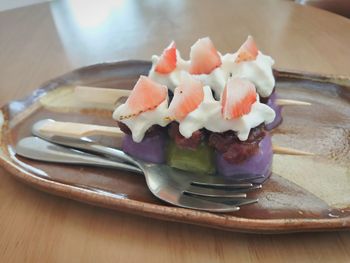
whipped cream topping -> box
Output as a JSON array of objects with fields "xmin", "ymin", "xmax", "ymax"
[
  {"xmin": 192, "ymin": 67, "xmax": 226, "ymax": 99},
  {"xmin": 148, "ymin": 52, "xmax": 189, "ymax": 92},
  {"xmin": 179, "ymin": 85, "xmax": 276, "ymax": 141},
  {"xmin": 148, "ymin": 52, "xmax": 225, "ymax": 98},
  {"xmin": 179, "ymin": 85, "xmax": 218, "ymax": 137},
  {"xmin": 114, "ymin": 83, "xmax": 275, "ymax": 143},
  {"xmin": 149, "ymin": 52, "xmax": 275, "ymax": 99},
  {"xmin": 128, "ymin": 37, "xmax": 277, "ymax": 143},
  {"xmin": 221, "ymin": 51, "xmax": 275, "ymax": 98},
  {"xmin": 113, "ymin": 99, "xmax": 170, "ymax": 143}
]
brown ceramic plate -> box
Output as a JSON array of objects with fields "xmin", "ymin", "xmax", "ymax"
[{"xmin": 0, "ymin": 60, "xmax": 349, "ymax": 234}]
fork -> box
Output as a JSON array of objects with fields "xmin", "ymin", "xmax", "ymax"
[
  {"xmin": 31, "ymin": 130, "xmax": 262, "ymax": 212},
  {"xmin": 17, "ymin": 136, "xmax": 261, "ymax": 212},
  {"xmin": 16, "ymin": 136, "xmax": 261, "ymax": 212}
]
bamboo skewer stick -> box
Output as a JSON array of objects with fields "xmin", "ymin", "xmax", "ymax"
[
  {"xmin": 74, "ymin": 86, "xmax": 131, "ymax": 106},
  {"xmin": 38, "ymin": 120, "xmax": 123, "ymax": 138},
  {"xmin": 36, "ymin": 119, "xmax": 315, "ymax": 156},
  {"xmin": 272, "ymin": 145, "xmax": 314, "ymax": 156},
  {"xmin": 275, "ymin": 99, "xmax": 311, "ymax": 106},
  {"xmin": 74, "ymin": 86, "xmax": 311, "ymax": 107}
]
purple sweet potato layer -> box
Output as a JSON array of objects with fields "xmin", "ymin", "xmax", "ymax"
[
  {"xmin": 215, "ymin": 135, "xmax": 273, "ymax": 183},
  {"xmin": 122, "ymin": 133, "xmax": 166, "ymax": 163}
]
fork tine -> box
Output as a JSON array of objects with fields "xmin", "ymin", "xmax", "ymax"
[
  {"xmin": 232, "ymin": 174, "xmax": 265, "ymax": 182},
  {"xmin": 185, "ymin": 190, "xmax": 246, "ymax": 198},
  {"xmin": 191, "ymin": 181, "xmax": 257, "ymax": 189},
  {"xmin": 176, "ymin": 194, "xmax": 240, "ymax": 212},
  {"xmin": 195, "ymin": 196, "xmax": 258, "ymax": 207},
  {"xmin": 231, "ymin": 198, "xmax": 258, "ymax": 206},
  {"xmin": 190, "ymin": 174, "xmax": 264, "ymax": 187},
  {"xmin": 184, "ymin": 184, "xmax": 262, "ymax": 198}
]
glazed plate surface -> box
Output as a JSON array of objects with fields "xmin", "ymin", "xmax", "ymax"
[{"xmin": 0, "ymin": 60, "xmax": 349, "ymax": 233}]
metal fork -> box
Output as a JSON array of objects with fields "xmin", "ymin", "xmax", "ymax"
[
  {"xmin": 28, "ymin": 128, "xmax": 262, "ymax": 212},
  {"xmin": 16, "ymin": 136, "xmax": 261, "ymax": 212}
]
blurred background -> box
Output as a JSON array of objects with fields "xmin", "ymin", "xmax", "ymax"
[
  {"xmin": 1, "ymin": 0, "xmax": 349, "ymax": 99},
  {"xmin": 2, "ymin": 0, "xmax": 350, "ymax": 17}
]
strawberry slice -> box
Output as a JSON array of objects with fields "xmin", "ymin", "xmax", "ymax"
[
  {"xmin": 122, "ymin": 76, "xmax": 167, "ymax": 119},
  {"xmin": 221, "ymin": 78, "xmax": 257, "ymax": 119},
  {"xmin": 155, "ymin": 41, "xmax": 177, "ymax": 74},
  {"xmin": 235, "ymin": 36, "xmax": 259, "ymax": 63},
  {"xmin": 168, "ymin": 73, "xmax": 204, "ymax": 121},
  {"xmin": 189, "ymin": 37, "xmax": 222, "ymax": 75}
]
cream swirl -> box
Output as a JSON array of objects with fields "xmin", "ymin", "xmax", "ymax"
[
  {"xmin": 179, "ymin": 85, "xmax": 218, "ymax": 137},
  {"xmin": 149, "ymin": 51, "xmax": 275, "ymax": 99},
  {"xmin": 192, "ymin": 67, "xmax": 226, "ymax": 99},
  {"xmin": 112, "ymin": 99, "xmax": 170, "ymax": 143},
  {"xmin": 221, "ymin": 51, "xmax": 275, "ymax": 98},
  {"xmin": 179, "ymin": 85, "xmax": 275, "ymax": 141},
  {"xmin": 148, "ymin": 52, "xmax": 189, "ymax": 92}
]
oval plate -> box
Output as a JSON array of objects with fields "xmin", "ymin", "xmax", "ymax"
[{"xmin": 1, "ymin": 60, "xmax": 349, "ymax": 233}]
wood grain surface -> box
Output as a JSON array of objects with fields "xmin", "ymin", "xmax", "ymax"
[{"xmin": 0, "ymin": 0, "xmax": 350, "ymax": 262}]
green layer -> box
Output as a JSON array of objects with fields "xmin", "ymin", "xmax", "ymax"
[{"xmin": 166, "ymin": 141, "xmax": 215, "ymax": 174}]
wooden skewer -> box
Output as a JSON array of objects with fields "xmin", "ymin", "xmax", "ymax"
[
  {"xmin": 272, "ymin": 145, "xmax": 314, "ymax": 156},
  {"xmin": 74, "ymin": 86, "xmax": 311, "ymax": 107},
  {"xmin": 39, "ymin": 120, "xmax": 123, "ymax": 138},
  {"xmin": 37, "ymin": 119, "xmax": 315, "ymax": 156},
  {"xmin": 275, "ymin": 99, "xmax": 311, "ymax": 106},
  {"xmin": 74, "ymin": 86, "xmax": 131, "ymax": 106}
]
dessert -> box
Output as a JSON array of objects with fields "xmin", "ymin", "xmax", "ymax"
[
  {"xmin": 113, "ymin": 70, "xmax": 275, "ymax": 182},
  {"xmin": 112, "ymin": 36, "xmax": 314, "ymax": 183}
]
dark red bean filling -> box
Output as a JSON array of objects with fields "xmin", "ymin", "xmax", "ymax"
[
  {"xmin": 168, "ymin": 122, "xmax": 204, "ymax": 150},
  {"xmin": 117, "ymin": 121, "xmax": 165, "ymax": 137},
  {"xmin": 208, "ymin": 124, "xmax": 266, "ymax": 163},
  {"xmin": 117, "ymin": 121, "xmax": 132, "ymax": 135}
]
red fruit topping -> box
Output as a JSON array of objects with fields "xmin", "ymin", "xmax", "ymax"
[
  {"xmin": 155, "ymin": 41, "xmax": 177, "ymax": 74},
  {"xmin": 189, "ymin": 37, "xmax": 222, "ymax": 75},
  {"xmin": 221, "ymin": 78, "xmax": 257, "ymax": 119},
  {"xmin": 235, "ymin": 36, "xmax": 259, "ymax": 63},
  {"xmin": 121, "ymin": 76, "xmax": 167, "ymax": 119},
  {"xmin": 168, "ymin": 74, "xmax": 204, "ymax": 121}
]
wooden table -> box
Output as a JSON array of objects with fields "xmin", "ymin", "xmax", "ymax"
[{"xmin": 1, "ymin": 0, "xmax": 350, "ymax": 262}]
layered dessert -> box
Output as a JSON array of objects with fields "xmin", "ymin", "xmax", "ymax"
[
  {"xmin": 113, "ymin": 56, "xmax": 276, "ymax": 182},
  {"xmin": 148, "ymin": 36, "xmax": 282, "ymax": 129}
]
